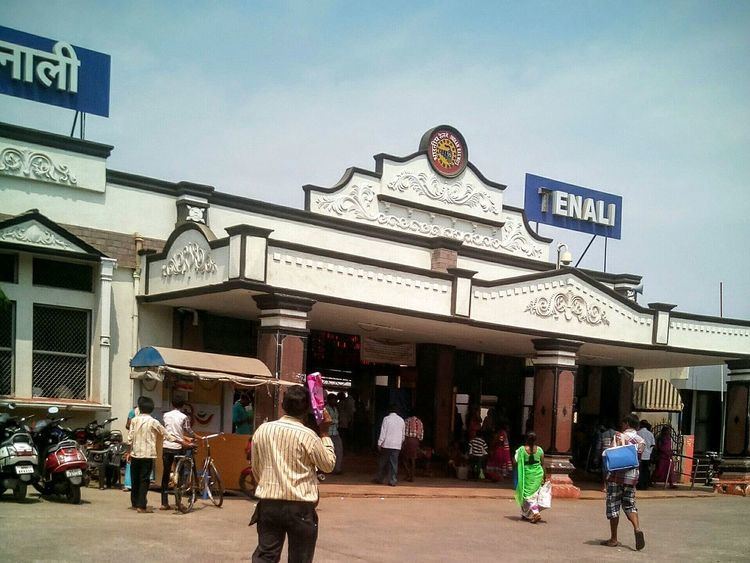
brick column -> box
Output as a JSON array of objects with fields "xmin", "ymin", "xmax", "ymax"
[
  {"xmin": 428, "ymin": 237, "xmax": 462, "ymax": 273},
  {"xmin": 532, "ymin": 338, "xmax": 582, "ymax": 498},
  {"xmin": 253, "ymin": 294, "xmax": 315, "ymax": 424},
  {"xmin": 718, "ymin": 359, "xmax": 750, "ymax": 495}
]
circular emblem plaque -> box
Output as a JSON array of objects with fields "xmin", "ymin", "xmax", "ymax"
[{"xmin": 422, "ymin": 126, "xmax": 468, "ymax": 178}]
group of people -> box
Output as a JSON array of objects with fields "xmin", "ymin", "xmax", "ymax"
[
  {"xmin": 372, "ymin": 404, "xmax": 424, "ymax": 486},
  {"xmin": 123, "ymin": 396, "xmax": 195, "ymax": 513},
  {"xmin": 512, "ymin": 413, "xmax": 647, "ymax": 551},
  {"xmin": 460, "ymin": 406, "xmax": 513, "ymax": 482},
  {"xmin": 596, "ymin": 418, "xmax": 678, "ymax": 490}
]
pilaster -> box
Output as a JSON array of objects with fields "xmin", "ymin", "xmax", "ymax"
[
  {"xmin": 98, "ymin": 257, "xmax": 117, "ymax": 405},
  {"xmin": 253, "ymin": 294, "xmax": 315, "ymax": 423}
]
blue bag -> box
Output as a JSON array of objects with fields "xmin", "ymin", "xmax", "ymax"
[{"xmin": 603, "ymin": 444, "xmax": 639, "ymax": 472}]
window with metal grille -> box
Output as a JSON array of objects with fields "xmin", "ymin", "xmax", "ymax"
[
  {"xmin": 32, "ymin": 305, "xmax": 89, "ymax": 399},
  {"xmin": 0, "ymin": 302, "xmax": 14, "ymax": 395},
  {"xmin": 33, "ymin": 258, "xmax": 93, "ymax": 292}
]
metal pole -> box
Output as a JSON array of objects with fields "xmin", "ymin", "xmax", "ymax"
[
  {"xmin": 719, "ymin": 282, "xmax": 726, "ymax": 455},
  {"xmin": 574, "ymin": 235, "xmax": 597, "ymax": 268},
  {"xmin": 70, "ymin": 111, "xmax": 79, "ymax": 137},
  {"xmin": 604, "ymin": 237, "xmax": 608, "ymax": 272}
]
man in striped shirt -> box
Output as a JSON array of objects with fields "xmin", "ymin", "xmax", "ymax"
[{"xmin": 251, "ymin": 385, "xmax": 336, "ymax": 563}]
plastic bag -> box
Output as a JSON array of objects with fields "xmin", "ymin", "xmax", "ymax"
[
  {"xmin": 306, "ymin": 372, "xmax": 326, "ymax": 423},
  {"xmin": 538, "ymin": 481, "xmax": 552, "ymax": 509}
]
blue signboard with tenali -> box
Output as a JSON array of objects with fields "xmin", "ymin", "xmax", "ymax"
[
  {"xmin": 524, "ymin": 173, "xmax": 622, "ymax": 240},
  {"xmin": 0, "ymin": 26, "xmax": 110, "ymax": 117}
]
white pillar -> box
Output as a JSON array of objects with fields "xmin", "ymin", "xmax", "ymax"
[{"xmin": 98, "ymin": 258, "xmax": 117, "ymax": 405}]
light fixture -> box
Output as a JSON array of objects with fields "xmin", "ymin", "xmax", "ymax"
[{"xmin": 556, "ymin": 243, "xmax": 573, "ymax": 268}]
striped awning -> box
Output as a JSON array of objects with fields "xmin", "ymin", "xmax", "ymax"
[{"xmin": 633, "ymin": 378, "xmax": 684, "ymax": 412}]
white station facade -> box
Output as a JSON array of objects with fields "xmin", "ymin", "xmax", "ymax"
[{"xmin": 2, "ymin": 122, "xmax": 749, "ymax": 493}]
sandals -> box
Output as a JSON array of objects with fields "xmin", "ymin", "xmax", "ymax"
[
  {"xmin": 600, "ymin": 540, "xmax": 621, "ymax": 548},
  {"xmin": 635, "ymin": 530, "xmax": 645, "ymax": 551}
]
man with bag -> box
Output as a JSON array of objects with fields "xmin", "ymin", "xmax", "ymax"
[{"xmin": 602, "ymin": 414, "xmax": 646, "ymax": 550}]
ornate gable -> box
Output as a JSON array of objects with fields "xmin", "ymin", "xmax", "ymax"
[
  {"xmin": 0, "ymin": 210, "xmax": 105, "ymax": 258},
  {"xmin": 304, "ymin": 126, "xmax": 550, "ymax": 261}
]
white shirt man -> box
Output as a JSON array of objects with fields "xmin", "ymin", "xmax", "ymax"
[
  {"xmin": 160, "ymin": 400, "xmax": 194, "ymax": 510},
  {"xmin": 636, "ymin": 425, "xmax": 656, "ymax": 461},
  {"xmin": 374, "ymin": 407, "xmax": 405, "ymax": 486}
]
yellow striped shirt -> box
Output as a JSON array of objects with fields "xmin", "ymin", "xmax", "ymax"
[{"xmin": 251, "ymin": 415, "xmax": 336, "ymax": 502}]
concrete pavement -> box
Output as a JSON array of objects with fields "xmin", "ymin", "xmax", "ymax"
[{"xmin": 1, "ymin": 485, "xmax": 748, "ymax": 561}]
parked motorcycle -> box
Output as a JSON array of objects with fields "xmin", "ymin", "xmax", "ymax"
[
  {"xmin": 238, "ymin": 436, "xmax": 256, "ymax": 498},
  {"xmin": 74, "ymin": 417, "xmax": 125, "ymax": 489},
  {"xmin": 32, "ymin": 406, "xmax": 88, "ymax": 504},
  {"xmin": 0, "ymin": 406, "xmax": 38, "ymax": 501}
]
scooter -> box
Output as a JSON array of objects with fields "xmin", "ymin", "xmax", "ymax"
[
  {"xmin": 32, "ymin": 407, "xmax": 88, "ymax": 504},
  {"xmin": 75, "ymin": 417, "xmax": 124, "ymax": 489},
  {"xmin": 0, "ymin": 406, "xmax": 38, "ymax": 501}
]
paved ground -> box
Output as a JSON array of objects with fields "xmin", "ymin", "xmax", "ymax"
[{"xmin": 0, "ymin": 486, "xmax": 747, "ymax": 562}]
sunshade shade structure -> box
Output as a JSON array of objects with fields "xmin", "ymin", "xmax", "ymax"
[
  {"xmin": 633, "ymin": 378, "xmax": 685, "ymax": 413},
  {"xmin": 129, "ymin": 346, "xmax": 298, "ymax": 388}
]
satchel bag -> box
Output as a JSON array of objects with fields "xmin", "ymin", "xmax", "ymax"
[{"xmin": 602, "ymin": 434, "xmax": 639, "ymax": 472}]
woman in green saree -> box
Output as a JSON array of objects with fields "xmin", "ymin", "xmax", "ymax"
[{"xmin": 514, "ymin": 432, "xmax": 548, "ymax": 522}]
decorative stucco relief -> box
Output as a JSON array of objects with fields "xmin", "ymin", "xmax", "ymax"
[
  {"xmin": 669, "ymin": 321, "xmax": 749, "ymax": 338},
  {"xmin": 386, "ymin": 172, "xmax": 499, "ymax": 215},
  {"xmin": 0, "ymin": 223, "xmax": 73, "ymax": 250},
  {"xmin": 525, "ymin": 289, "xmax": 610, "ymax": 326},
  {"xmin": 161, "ymin": 242, "xmax": 218, "ymax": 277},
  {"xmin": 0, "ymin": 147, "xmax": 78, "ymax": 186},
  {"xmin": 186, "ymin": 205, "xmax": 206, "ymax": 224},
  {"xmin": 271, "ymin": 252, "xmax": 450, "ymax": 293},
  {"xmin": 313, "ymin": 186, "xmax": 542, "ymax": 258}
]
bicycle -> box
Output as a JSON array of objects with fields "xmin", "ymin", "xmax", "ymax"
[{"xmin": 173, "ymin": 432, "xmax": 224, "ymax": 513}]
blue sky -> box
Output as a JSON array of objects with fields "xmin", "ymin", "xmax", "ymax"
[{"xmin": 2, "ymin": 1, "xmax": 749, "ymax": 318}]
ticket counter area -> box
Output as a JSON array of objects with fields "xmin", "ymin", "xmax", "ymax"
[{"xmin": 129, "ymin": 346, "xmax": 283, "ymax": 489}]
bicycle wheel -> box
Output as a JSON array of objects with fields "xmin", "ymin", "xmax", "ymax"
[
  {"xmin": 174, "ymin": 458, "xmax": 196, "ymax": 513},
  {"xmin": 206, "ymin": 461, "xmax": 223, "ymax": 507}
]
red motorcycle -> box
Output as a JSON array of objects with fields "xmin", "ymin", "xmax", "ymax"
[
  {"xmin": 32, "ymin": 407, "xmax": 89, "ymax": 504},
  {"xmin": 238, "ymin": 437, "xmax": 256, "ymax": 498}
]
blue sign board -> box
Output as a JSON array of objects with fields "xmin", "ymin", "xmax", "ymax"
[
  {"xmin": 0, "ymin": 26, "xmax": 110, "ymax": 117},
  {"xmin": 524, "ymin": 174, "xmax": 622, "ymax": 239}
]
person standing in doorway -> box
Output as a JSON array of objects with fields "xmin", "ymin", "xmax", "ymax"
[
  {"xmin": 233, "ymin": 393, "xmax": 253, "ymax": 435},
  {"xmin": 636, "ymin": 420, "xmax": 655, "ymax": 490},
  {"xmin": 159, "ymin": 397, "xmax": 195, "ymax": 510},
  {"xmin": 337, "ymin": 391, "xmax": 355, "ymax": 450},
  {"xmin": 250, "ymin": 385, "xmax": 336, "ymax": 563},
  {"xmin": 373, "ymin": 404, "xmax": 405, "ymax": 486},
  {"xmin": 125, "ymin": 396, "xmax": 184, "ymax": 513},
  {"xmin": 325, "ymin": 394, "xmax": 343, "ymax": 474},
  {"xmin": 402, "ymin": 411, "xmax": 424, "ymax": 482},
  {"xmin": 122, "ymin": 399, "xmax": 141, "ymax": 492},
  {"xmin": 602, "ymin": 414, "xmax": 646, "ymax": 550}
]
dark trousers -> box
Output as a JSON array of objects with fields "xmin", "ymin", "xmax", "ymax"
[
  {"xmin": 252, "ymin": 499, "xmax": 318, "ymax": 563},
  {"xmin": 376, "ymin": 448, "xmax": 400, "ymax": 485},
  {"xmin": 638, "ymin": 460, "xmax": 651, "ymax": 490},
  {"xmin": 130, "ymin": 457, "xmax": 154, "ymax": 509},
  {"xmin": 161, "ymin": 448, "xmax": 183, "ymax": 506}
]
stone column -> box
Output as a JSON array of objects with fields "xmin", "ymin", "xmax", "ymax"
[
  {"xmin": 253, "ymin": 294, "xmax": 315, "ymax": 424},
  {"xmin": 532, "ymin": 338, "xmax": 582, "ymax": 498},
  {"xmin": 719, "ymin": 359, "xmax": 750, "ymax": 495}
]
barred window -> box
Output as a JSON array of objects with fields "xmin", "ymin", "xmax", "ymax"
[
  {"xmin": 32, "ymin": 305, "xmax": 89, "ymax": 399},
  {"xmin": 0, "ymin": 302, "xmax": 13, "ymax": 395}
]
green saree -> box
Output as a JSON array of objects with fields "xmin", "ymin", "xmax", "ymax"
[{"xmin": 514, "ymin": 445, "xmax": 545, "ymax": 518}]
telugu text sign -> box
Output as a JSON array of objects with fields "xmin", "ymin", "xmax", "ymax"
[
  {"xmin": 0, "ymin": 26, "xmax": 110, "ymax": 117},
  {"xmin": 524, "ymin": 174, "xmax": 622, "ymax": 239}
]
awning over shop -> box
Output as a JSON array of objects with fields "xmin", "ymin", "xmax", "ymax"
[
  {"xmin": 633, "ymin": 378, "xmax": 685, "ymax": 412},
  {"xmin": 129, "ymin": 346, "xmax": 296, "ymax": 389}
]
